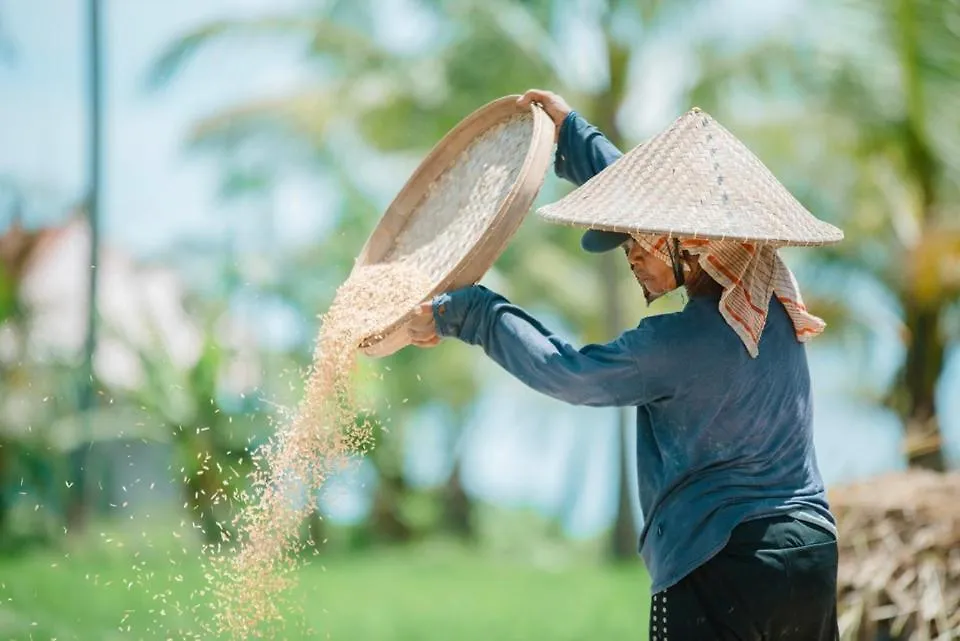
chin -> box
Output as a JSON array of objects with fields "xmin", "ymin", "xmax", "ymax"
[
  {"xmin": 641, "ymin": 285, "xmax": 669, "ymax": 304},
  {"xmin": 640, "ymin": 282, "xmax": 659, "ymax": 296}
]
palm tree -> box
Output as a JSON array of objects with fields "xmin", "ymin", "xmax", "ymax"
[
  {"xmin": 148, "ymin": 0, "xmax": 562, "ymax": 543},
  {"xmin": 68, "ymin": 0, "xmax": 104, "ymax": 532},
  {"xmin": 150, "ymin": 0, "xmax": 718, "ymax": 555},
  {"xmin": 487, "ymin": 0, "xmax": 712, "ymax": 560},
  {"xmin": 689, "ymin": 0, "xmax": 960, "ymax": 471}
]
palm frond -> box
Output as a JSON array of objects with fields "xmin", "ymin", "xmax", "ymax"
[
  {"xmin": 906, "ymin": 226, "xmax": 960, "ymax": 306},
  {"xmin": 147, "ymin": 15, "xmax": 388, "ymax": 90},
  {"xmin": 187, "ymin": 88, "xmax": 341, "ymax": 151},
  {"xmin": 147, "ymin": 16, "xmax": 322, "ymax": 89},
  {"xmin": 187, "ymin": 56, "xmax": 437, "ymax": 156},
  {"xmin": 832, "ymin": 0, "xmax": 960, "ymax": 173},
  {"xmin": 474, "ymin": 0, "xmax": 561, "ymax": 73}
]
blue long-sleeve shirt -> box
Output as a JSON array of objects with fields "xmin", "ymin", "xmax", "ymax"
[{"xmin": 431, "ymin": 111, "xmax": 836, "ymax": 593}]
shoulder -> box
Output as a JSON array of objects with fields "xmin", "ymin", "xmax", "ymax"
[
  {"xmin": 632, "ymin": 300, "xmax": 721, "ymax": 345},
  {"xmin": 636, "ymin": 298, "xmax": 754, "ymax": 364},
  {"xmin": 618, "ymin": 308, "xmax": 693, "ymax": 363}
]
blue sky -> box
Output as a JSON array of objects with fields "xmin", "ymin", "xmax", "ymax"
[
  {"xmin": 1, "ymin": 0, "xmax": 958, "ymax": 537},
  {"xmin": 0, "ymin": 0, "xmax": 324, "ymax": 252}
]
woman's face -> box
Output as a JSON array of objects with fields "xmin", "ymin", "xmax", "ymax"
[{"xmin": 622, "ymin": 238, "xmax": 677, "ymax": 298}]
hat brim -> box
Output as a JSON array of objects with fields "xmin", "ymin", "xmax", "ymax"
[
  {"xmin": 537, "ymin": 108, "xmax": 844, "ymax": 247},
  {"xmin": 581, "ymin": 229, "xmax": 631, "ymax": 253}
]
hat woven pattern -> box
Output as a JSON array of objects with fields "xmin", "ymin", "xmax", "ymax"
[{"xmin": 538, "ymin": 109, "xmax": 843, "ymax": 247}]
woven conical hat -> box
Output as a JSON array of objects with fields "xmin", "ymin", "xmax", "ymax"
[{"xmin": 537, "ymin": 108, "xmax": 843, "ymax": 246}]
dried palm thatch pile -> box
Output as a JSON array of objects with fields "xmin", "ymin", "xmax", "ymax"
[{"xmin": 830, "ymin": 470, "xmax": 960, "ymax": 641}]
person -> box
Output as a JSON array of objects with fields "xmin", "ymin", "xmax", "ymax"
[{"xmin": 408, "ymin": 89, "xmax": 844, "ymax": 640}]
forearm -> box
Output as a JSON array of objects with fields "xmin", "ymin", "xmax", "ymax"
[
  {"xmin": 554, "ymin": 112, "xmax": 624, "ymax": 186},
  {"xmin": 433, "ymin": 287, "xmax": 652, "ymax": 407}
]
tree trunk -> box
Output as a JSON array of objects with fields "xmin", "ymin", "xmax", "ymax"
[
  {"xmin": 185, "ymin": 467, "xmax": 224, "ymax": 546},
  {"xmin": 591, "ymin": 34, "xmax": 636, "ymax": 561},
  {"xmin": 68, "ymin": 0, "xmax": 104, "ymax": 535},
  {"xmin": 900, "ymin": 302, "xmax": 946, "ymax": 471},
  {"xmin": 370, "ymin": 470, "xmax": 412, "ymax": 543},
  {"xmin": 602, "ymin": 252, "xmax": 638, "ymax": 561},
  {"xmin": 611, "ymin": 408, "xmax": 638, "ymax": 560},
  {"xmin": 440, "ymin": 457, "xmax": 474, "ymax": 542},
  {"xmin": 0, "ymin": 440, "xmax": 9, "ymax": 539},
  {"xmin": 895, "ymin": 0, "xmax": 946, "ymax": 471},
  {"xmin": 306, "ymin": 511, "xmax": 325, "ymax": 549}
]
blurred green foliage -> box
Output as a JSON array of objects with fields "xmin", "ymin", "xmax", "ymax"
[{"xmin": 0, "ymin": 0, "xmax": 959, "ymax": 636}]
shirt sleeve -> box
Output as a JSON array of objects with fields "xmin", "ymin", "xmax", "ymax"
[
  {"xmin": 554, "ymin": 111, "xmax": 624, "ymax": 187},
  {"xmin": 431, "ymin": 285, "xmax": 672, "ymax": 408}
]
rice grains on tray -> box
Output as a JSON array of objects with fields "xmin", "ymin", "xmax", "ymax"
[
  {"xmin": 385, "ymin": 115, "xmax": 532, "ymax": 281},
  {"xmin": 208, "ymin": 262, "xmax": 432, "ymax": 638},
  {"xmin": 206, "ymin": 113, "xmax": 535, "ymax": 638}
]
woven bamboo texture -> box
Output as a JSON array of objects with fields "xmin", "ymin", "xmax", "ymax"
[
  {"xmin": 538, "ymin": 108, "xmax": 843, "ymax": 246},
  {"xmin": 354, "ymin": 95, "xmax": 554, "ymax": 357}
]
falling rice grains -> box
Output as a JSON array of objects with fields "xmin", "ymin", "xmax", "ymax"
[
  {"xmin": 199, "ymin": 112, "xmax": 534, "ymax": 638},
  {"xmin": 207, "ymin": 262, "xmax": 433, "ymax": 639}
]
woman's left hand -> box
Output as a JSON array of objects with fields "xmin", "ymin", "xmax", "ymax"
[{"xmin": 409, "ymin": 301, "xmax": 441, "ymax": 348}]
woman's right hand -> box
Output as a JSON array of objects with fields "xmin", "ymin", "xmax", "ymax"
[
  {"xmin": 516, "ymin": 89, "xmax": 572, "ymax": 141},
  {"xmin": 408, "ymin": 302, "xmax": 441, "ymax": 348}
]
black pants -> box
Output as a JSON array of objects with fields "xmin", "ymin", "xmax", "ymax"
[{"xmin": 649, "ymin": 514, "xmax": 839, "ymax": 641}]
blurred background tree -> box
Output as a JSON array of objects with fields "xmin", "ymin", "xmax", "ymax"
[
  {"xmin": 0, "ymin": 0, "xmax": 958, "ymax": 638},
  {"xmin": 689, "ymin": 0, "xmax": 960, "ymax": 471},
  {"xmin": 147, "ymin": 0, "xmax": 724, "ymax": 562}
]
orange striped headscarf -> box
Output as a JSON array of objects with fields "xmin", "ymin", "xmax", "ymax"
[{"xmin": 633, "ymin": 234, "xmax": 825, "ymax": 358}]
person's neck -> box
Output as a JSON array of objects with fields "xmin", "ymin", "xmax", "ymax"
[{"xmin": 685, "ymin": 270, "xmax": 724, "ymax": 299}]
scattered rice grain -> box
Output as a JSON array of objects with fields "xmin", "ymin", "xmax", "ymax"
[
  {"xmin": 207, "ymin": 263, "xmax": 432, "ymax": 639},
  {"xmin": 200, "ymin": 112, "xmax": 534, "ymax": 639}
]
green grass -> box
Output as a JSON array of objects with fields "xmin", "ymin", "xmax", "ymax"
[{"xmin": 0, "ymin": 539, "xmax": 650, "ymax": 640}]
